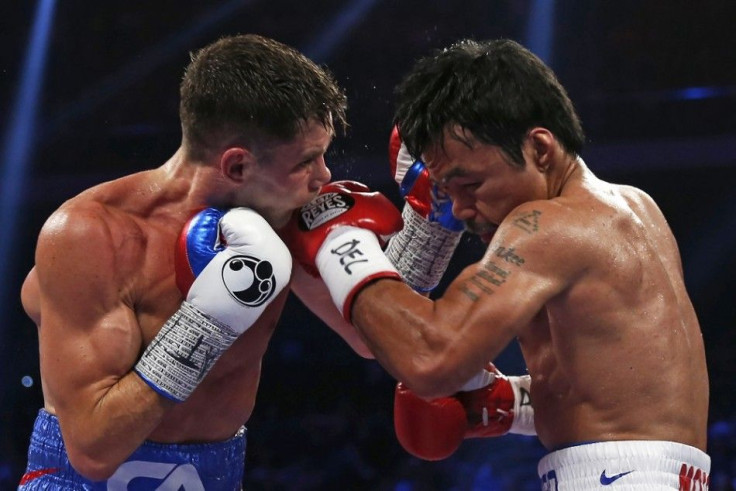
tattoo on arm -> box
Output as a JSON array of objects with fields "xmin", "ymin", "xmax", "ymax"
[
  {"xmin": 460, "ymin": 261, "xmax": 512, "ymax": 301},
  {"xmin": 513, "ymin": 210, "xmax": 541, "ymax": 233},
  {"xmin": 459, "ymin": 225, "xmax": 531, "ymax": 302},
  {"xmin": 459, "ymin": 285, "xmax": 479, "ymax": 301},
  {"xmin": 494, "ymin": 246, "xmax": 525, "ymax": 266}
]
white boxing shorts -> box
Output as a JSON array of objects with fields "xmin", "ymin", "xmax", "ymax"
[
  {"xmin": 19, "ymin": 409, "xmax": 247, "ymax": 490},
  {"xmin": 538, "ymin": 440, "xmax": 710, "ymax": 490}
]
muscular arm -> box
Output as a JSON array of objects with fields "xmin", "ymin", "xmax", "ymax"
[
  {"xmin": 351, "ymin": 204, "xmax": 578, "ymax": 398},
  {"xmin": 290, "ymin": 262, "xmax": 374, "ymax": 358},
  {"xmin": 34, "ymin": 204, "xmax": 173, "ymax": 480}
]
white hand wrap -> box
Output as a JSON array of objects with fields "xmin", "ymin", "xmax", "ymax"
[
  {"xmin": 508, "ymin": 375, "xmax": 536, "ymax": 435},
  {"xmin": 458, "ymin": 367, "xmax": 496, "ymax": 392},
  {"xmin": 386, "ymin": 204, "xmax": 463, "ymax": 292},
  {"xmin": 134, "ymin": 302, "xmax": 238, "ymax": 402},
  {"xmin": 315, "ymin": 226, "xmax": 400, "ymax": 320}
]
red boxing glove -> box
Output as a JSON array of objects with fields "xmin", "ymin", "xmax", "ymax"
[
  {"xmin": 388, "ymin": 126, "xmax": 431, "ymax": 217},
  {"xmin": 282, "ymin": 180, "xmax": 401, "ymax": 276},
  {"xmin": 281, "ymin": 180, "xmax": 403, "ymax": 319},
  {"xmin": 393, "ymin": 365, "xmax": 535, "ymax": 461},
  {"xmin": 388, "ymin": 125, "xmax": 463, "ymax": 231},
  {"xmin": 393, "ymin": 382, "xmax": 467, "ymax": 461},
  {"xmin": 456, "ymin": 364, "xmax": 535, "ymax": 438},
  {"xmin": 385, "ymin": 126, "xmax": 464, "ymax": 292}
]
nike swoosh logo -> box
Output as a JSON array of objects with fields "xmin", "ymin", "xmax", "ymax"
[
  {"xmin": 19, "ymin": 467, "xmax": 60, "ymax": 485},
  {"xmin": 600, "ymin": 469, "xmax": 634, "ymax": 485}
]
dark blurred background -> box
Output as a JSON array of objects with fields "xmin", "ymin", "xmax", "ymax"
[{"xmin": 2, "ymin": 0, "xmax": 735, "ymax": 489}]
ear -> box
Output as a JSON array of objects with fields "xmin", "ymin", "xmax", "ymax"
[
  {"xmin": 220, "ymin": 146, "xmax": 256, "ymax": 183},
  {"xmin": 527, "ymin": 128, "xmax": 555, "ymax": 173}
]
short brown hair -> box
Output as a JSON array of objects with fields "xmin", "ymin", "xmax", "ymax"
[{"xmin": 180, "ymin": 34, "xmax": 348, "ymax": 160}]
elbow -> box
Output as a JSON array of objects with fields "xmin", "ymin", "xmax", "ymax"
[{"xmin": 399, "ymin": 360, "xmax": 463, "ymax": 399}]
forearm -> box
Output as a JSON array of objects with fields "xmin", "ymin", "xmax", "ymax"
[
  {"xmin": 353, "ymin": 270, "xmax": 521, "ymax": 398},
  {"xmin": 57, "ymin": 373, "xmax": 174, "ymax": 480},
  {"xmin": 291, "ymin": 264, "xmax": 375, "ymax": 358},
  {"xmin": 352, "ymin": 279, "xmax": 471, "ymax": 397}
]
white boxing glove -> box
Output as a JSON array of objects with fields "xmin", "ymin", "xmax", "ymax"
[{"xmin": 135, "ymin": 207, "xmax": 291, "ymax": 401}]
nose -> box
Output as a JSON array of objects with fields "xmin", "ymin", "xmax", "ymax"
[
  {"xmin": 450, "ymin": 191, "xmax": 476, "ymax": 222},
  {"xmin": 312, "ymin": 157, "xmax": 331, "ymax": 187}
]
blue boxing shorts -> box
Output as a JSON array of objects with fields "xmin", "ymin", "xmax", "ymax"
[{"xmin": 19, "ymin": 409, "xmax": 246, "ymax": 490}]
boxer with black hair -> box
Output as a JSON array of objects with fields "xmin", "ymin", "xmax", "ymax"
[{"xmin": 284, "ymin": 39, "xmax": 711, "ymax": 489}]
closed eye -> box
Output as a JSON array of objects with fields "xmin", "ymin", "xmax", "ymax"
[
  {"xmin": 442, "ymin": 178, "xmax": 481, "ymax": 194},
  {"xmin": 293, "ymin": 158, "xmax": 315, "ymax": 172}
]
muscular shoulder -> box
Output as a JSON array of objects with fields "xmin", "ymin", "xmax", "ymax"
[
  {"xmin": 487, "ymin": 199, "xmax": 596, "ymax": 291},
  {"xmin": 35, "ymin": 196, "xmax": 147, "ymax": 307},
  {"xmin": 39, "ymin": 198, "xmax": 138, "ymax": 260},
  {"xmin": 494, "ymin": 199, "xmax": 580, "ymax": 253},
  {"xmin": 37, "ymin": 172, "xmax": 166, "ymax": 269},
  {"xmin": 616, "ymin": 184, "xmax": 670, "ymax": 228}
]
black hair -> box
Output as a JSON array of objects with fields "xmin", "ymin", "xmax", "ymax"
[{"xmin": 394, "ymin": 38, "xmax": 584, "ymax": 166}]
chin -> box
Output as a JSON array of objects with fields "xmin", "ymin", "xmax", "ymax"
[{"xmin": 467, "ymin": 222, "xmax": 498, "ymax": 244}]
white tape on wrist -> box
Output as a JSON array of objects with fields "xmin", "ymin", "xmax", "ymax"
[
  {"xmin": 315, "ymin": 226, "xmax": 400, "ymax": 320},
  {"xmin": 508, "ymin": 375, "xmax": 536, "ymax": 435},
  {"xmin": 458, "ymin": 367, "xmax": 496, "ymax": 392},
  {"xmin": 134, "ymin": 301, "xmax": 237, "ymax": 402},
  {"xmin": 386, "ymin": 204, "xmax": 463, "ymax": 292}
]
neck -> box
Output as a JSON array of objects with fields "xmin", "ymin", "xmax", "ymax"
[
  {"xmin": 161, "ymin": 147, "xmax": 232, "ymax": 209},
  {"xmin": 548, "ymin": 155, "xmax": 583, "ymax": 198}
]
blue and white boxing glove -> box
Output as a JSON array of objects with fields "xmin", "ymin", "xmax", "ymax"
[
  {"xmin": 135, "ymin": 207, "xmax": 291, "ymax": 402},
  {"xmin": 385, "ymin": 125, "xmax": 464, "ymax": 292}
]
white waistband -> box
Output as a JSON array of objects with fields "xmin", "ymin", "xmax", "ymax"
[{"xmin": 538, "ymin": 440, "xmax": 710, "ymax": 490}]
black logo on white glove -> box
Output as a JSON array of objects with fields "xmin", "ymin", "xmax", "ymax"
[{"xmin": 222, "ymin": 255, "xmax": 276, "ymax": 307}]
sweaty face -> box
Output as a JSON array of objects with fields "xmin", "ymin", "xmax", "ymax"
[
  {"xmin": 241, "ymin": 119, "xmax": 334, "ymax": 228},
  {"xmin": 423, "ymin": 127, "xmax": 546, "ymax": 242}
]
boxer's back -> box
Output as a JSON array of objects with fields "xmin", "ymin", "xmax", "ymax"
[{"xmin": 523, "ymin": 176, "xmax": 709, "ymax": 451}]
